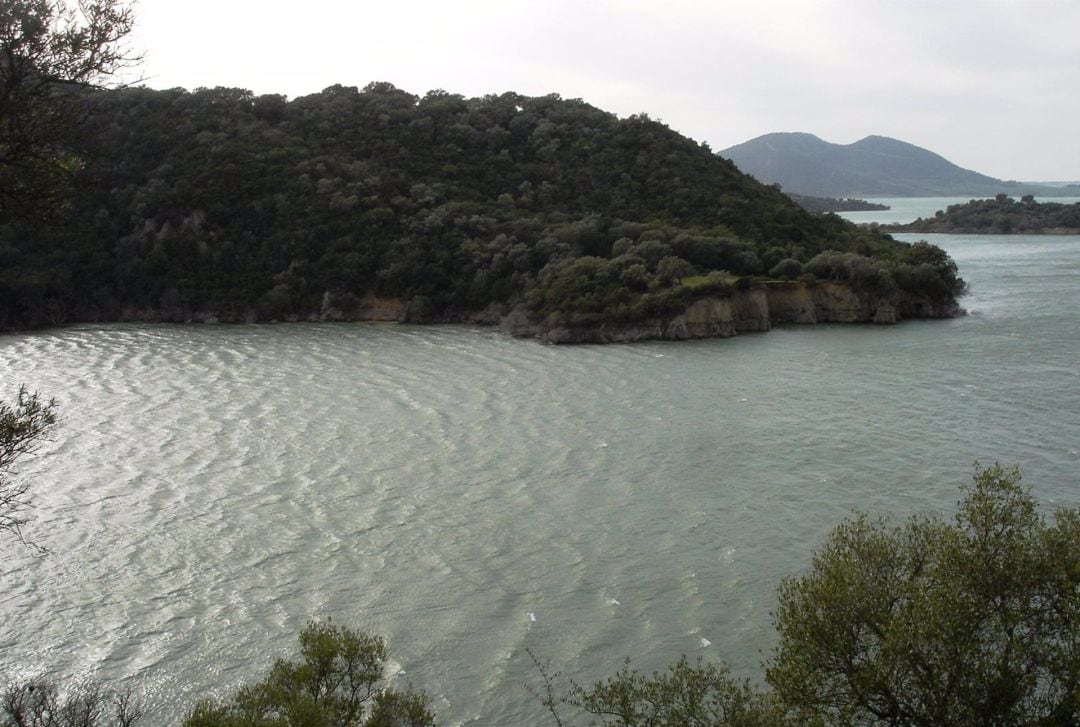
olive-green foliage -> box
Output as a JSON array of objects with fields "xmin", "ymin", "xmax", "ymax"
[
  {"xmin": 767, "ymin": 464, "xmax": 1080, "ymax": 726},
  {"xmin": 0, "ymin": 386, "xmax": 58, "ymax": 547},
  {"xmin": 183, "ymin": 621, "xmax": 434, "ymax": 727},
  {"xmin": 531, "ymin": 654, "xmax": 782, "ymax": 727},
  {"xmin": 768, "ymin": 258, "xmax": 802, "ymax": 280},
  {"xmin": 800, "ymin": 243, "xmax": 965, "ymax": 300},
  {"xmin": 578, "ymin": 658, "xmax": 782, "ymax": 726}
]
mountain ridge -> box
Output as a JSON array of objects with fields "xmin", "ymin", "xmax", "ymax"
[{"xmin": 720, "ymin": 132, "xmax": 1076, "ymax": 198}]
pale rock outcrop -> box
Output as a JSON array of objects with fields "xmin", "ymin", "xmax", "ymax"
[
  {"xmin": 531, "ymin": 282, "xmax": 958, "ymax": 344},
  {"xmin": 356, "ymin": 294, "xmax": 406, "ymax": 322}
]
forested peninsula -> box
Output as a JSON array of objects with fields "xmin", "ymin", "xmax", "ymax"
[
  {"xmin": 884, "ymin": 194, "xmax": 1080, "ymax": 235},
  {"xmin": 786, "ymin": 194, "xmax": 889, "ymax": 214},
  {"xmin": 0, "ymin": 84, "xmax": 964, "ymax": 341}
]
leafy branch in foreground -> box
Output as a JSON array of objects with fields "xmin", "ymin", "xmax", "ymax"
[
  {"xmin": 575, "ymin": 658, "xmax": 781, "ymax": 726},
  {"xmin": 526, "ymin": 649, "xmax": 782, "ymax": 726},
  {"xmin": 182, "ymin": 620, "xmax": 434, "ymax": 727},
  {"xmin": 0, "ymin": 386, "xmax": 58, "ymax": 547}
]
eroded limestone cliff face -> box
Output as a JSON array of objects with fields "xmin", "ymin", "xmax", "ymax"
[
  {"xmin": 104, "ymin": 282, "xmax": 957, "ymax": 343},
  {"xmin": 354, "ymin": 295, "xmax": 406, "ymax": 322},
  {"xmin": 529, "ymin": 282, "xmax": 959, "ymax": 344}
]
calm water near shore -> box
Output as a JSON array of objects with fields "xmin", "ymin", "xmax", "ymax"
[{"xmin": 2, "ymin": 205, "xmax": 1080, "ymax": 723}]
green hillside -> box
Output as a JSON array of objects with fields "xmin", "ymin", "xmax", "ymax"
[{"xmin": 0, "ymin": 84, "xmax": 962, "ymax": 331}]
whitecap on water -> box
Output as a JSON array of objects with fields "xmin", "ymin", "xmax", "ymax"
[{"xmin": 384, "ymin": 659, "xmax": 403, "ymax": 679}]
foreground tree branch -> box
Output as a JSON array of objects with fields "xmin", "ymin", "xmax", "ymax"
[
  {"xmin": 0, "ymin": 385, "xmax": 58, "ymax": 547},
  {"xmin": 0, "ymin": 0, "xmax": 140, "ymax": 219}
]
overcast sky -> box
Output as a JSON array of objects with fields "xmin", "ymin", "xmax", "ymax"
[{"xmin": 126, "ymin": 0, "xmax": 1080, "ymax": 181}]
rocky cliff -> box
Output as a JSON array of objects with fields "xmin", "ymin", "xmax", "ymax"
[
  {"xmin": 94, "ymin": 282, "xmax": 958, "ymax": 344},
  {"xmin": 526, "ymin": 282, "xmax": 960, "ymax": 344}
]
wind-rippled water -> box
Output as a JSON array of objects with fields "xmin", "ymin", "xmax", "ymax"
[{"xmin": 2, "ymin": 230, "xmax": 1080, "ymax": 724}]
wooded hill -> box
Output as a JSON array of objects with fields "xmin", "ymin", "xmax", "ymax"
[
  {"xmin": 0, "ymin": 84, "xmax": 963, "ymax": 331},
  {"xmin": 721, "ymin": 132, "xmax": 1080, "ymax": 199},
  {"xmin": 885, "ymin": 195, "xmax": 1080, "ymax": 234}
]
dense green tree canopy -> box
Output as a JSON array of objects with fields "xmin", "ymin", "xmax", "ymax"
[{"xmin": 0, "ymin": 82, "xmax": 963, "ymax": 332}]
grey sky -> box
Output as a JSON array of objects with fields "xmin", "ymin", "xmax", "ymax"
[{"xmin": 128, "ymin": 0, "xmax": 1080, "ymax": 181}]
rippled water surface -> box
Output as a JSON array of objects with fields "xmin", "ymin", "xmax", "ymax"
[{"xmin": 2, "ymin": 232, "xmax": 1080, "ymax": 724}]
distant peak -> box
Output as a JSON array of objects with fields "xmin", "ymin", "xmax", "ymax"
[
  {"xmin": 851, "ymin": 135, "xmax": 920, "ymax": 149},
  {"xmin": 720, "ymin": 131, "xmax": 1004, "ymax": 197}
]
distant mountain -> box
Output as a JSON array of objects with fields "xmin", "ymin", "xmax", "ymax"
[{"xmin": 720, "ymin": 133, "xmax": 1072, "ymax": 198}]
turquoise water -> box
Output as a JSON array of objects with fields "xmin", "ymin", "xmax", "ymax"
[{"xmin": 1, "ymin": 229, "xmax": 1079, "ymax": 724}]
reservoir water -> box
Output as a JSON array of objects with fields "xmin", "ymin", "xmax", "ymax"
[{"xmin": 2, "ymin": 207, "xmax": 1080, "ymax": 723}]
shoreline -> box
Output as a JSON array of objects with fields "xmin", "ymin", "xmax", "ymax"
[{"xmin": 1, "ymin": 282, "xmax": 963, "ymax": 344}]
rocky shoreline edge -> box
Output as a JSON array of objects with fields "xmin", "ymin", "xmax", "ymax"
[{"xmin": 51, "ymin": 280, "xmax": 962, "ymax": 345}]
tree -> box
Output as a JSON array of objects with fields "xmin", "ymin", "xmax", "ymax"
[
  {"xmin": 766, "ymin": 464, "xmax": 1080, "ymax": 725},
  {"xmin": 183, "ymin": 620, "xmax": 435, "ymax": 727},
  {"xmin": 0, "ymin": 0, "xmax": 139, "ymax": 218},
  {"xmin": 529, "ymin": 654, "xmax": 782, "ymax": 727},
  {"xmin": 768, "ymin": 258, "xmax": 802, "ymax": 280},
  {"xmin": 0, "ymin": 385, "xmax": 58, "ymax": 547},
  {"xmin": 2, "ymin": 679, "xmax": 141, "ymax": 726}
]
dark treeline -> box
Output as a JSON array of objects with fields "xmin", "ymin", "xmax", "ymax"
[
  {"xmin": 786, "ymin": 193, "xmax": 889, "ymax": 214},
  {"xmin": 887, "ymin": 194, "xmax": 1080, "ymax": 234},
  {"xmin": 1, "ymin": 83, "xmax": 962, "ymax": 331}
]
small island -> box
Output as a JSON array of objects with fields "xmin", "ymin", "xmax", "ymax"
[{"xmin": 884, "ymin": 194, "xmax": 1080, "ymax": 234}]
